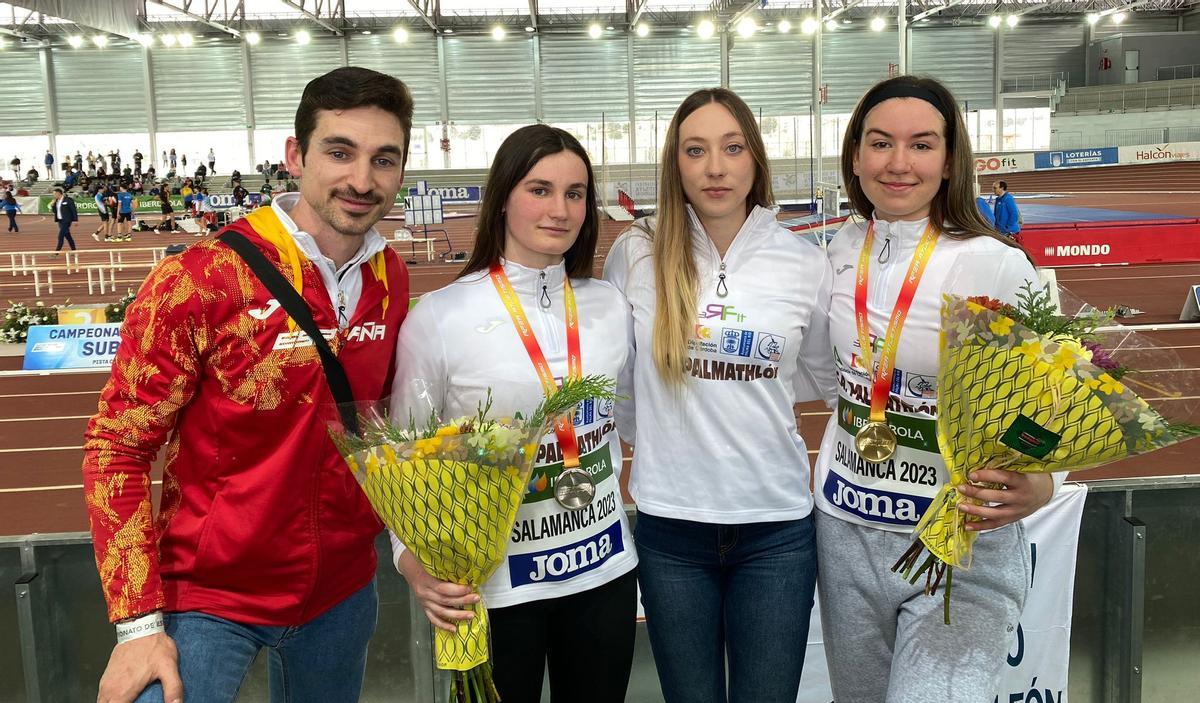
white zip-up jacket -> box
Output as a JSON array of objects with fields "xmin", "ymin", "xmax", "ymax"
[
  {"xmin": 272, "ymin": 192, "xmax": 388, "ymax": 330},
  {"xmin": 603, "ymin": 205, "xmax": 837, "ymax": 524},
  {"xmin": 388, "ymin": 259, "xmax": 637, "ymax": 609},
  {"xmin": 813, "ymin": 216, "xmax": 1060, "ymax": 532}
]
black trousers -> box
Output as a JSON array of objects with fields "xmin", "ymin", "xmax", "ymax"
[
  {"xmin": 489, "ymin": 568, "xmax": 637, "ymax": 703},
  {"xmin": 6, "ymin": 211, "xmax": 16, "ymax": 231},
  {"xmin": 56, "ymin": 223, "xmax": 76, "ymax": 251}
]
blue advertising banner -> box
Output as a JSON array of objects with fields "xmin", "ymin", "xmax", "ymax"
[
  {"xmin": 404, "ymin": 185, "xmax": 481, "ymax": 204},
  {"xmin": 23, "ymin": 323, "xmax": 123, "ymax": 370},
  {"xmin": 1034, "ymin": 147, "xmax": 1118, "ymax": 169}
]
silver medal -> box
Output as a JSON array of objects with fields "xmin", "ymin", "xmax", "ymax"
[{"xmin": 553, "ymin": 467, "xmax": 596, "ymax": 510}]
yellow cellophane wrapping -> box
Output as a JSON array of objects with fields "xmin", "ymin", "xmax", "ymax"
[
  {"xmin": 347, "ymin": 440, "xmax": 534, "ymax": 671},
  {"xmin": 920, "ymin": 296, "xmax": 1173, "ymax": 569}
]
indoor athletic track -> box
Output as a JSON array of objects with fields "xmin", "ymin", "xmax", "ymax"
[{"xmin": 2, "ymin": 192, "xmax": 1198, "ymax": 536}]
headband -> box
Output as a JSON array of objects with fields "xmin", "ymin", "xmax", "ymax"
[{"xmin": 860, "ymin": 83, "xmax": 956, "ymax": 140}]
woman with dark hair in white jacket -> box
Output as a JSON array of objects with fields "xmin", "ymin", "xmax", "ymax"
[
  {"xmin": 390, "ymin": 124, "xmax": 637, "ymax": 703},
  {"xmin": 813, "ymin": 75, "xmax": 1062, "ymax": 703}
]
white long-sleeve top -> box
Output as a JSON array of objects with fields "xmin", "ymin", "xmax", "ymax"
[
  {"xmin": 388, "ymin": 259, "xmax": 637, "ymax": 609},
  {"xmin": 603, "ymin": 205, "xmax": 837, "ymax": 524},
  {"xmin": 813, "ymin": 216, "xmax": 1062, "ymax": 532}
]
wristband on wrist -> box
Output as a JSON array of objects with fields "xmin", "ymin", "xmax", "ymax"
[{"xmin": 115, "ymin": 612, "xmax": 165, "ymax": 645}]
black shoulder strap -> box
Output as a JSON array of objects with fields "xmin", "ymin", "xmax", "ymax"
[{"xmin": 218, "ymin": 230, "xmax": 360, "ymax": 435}]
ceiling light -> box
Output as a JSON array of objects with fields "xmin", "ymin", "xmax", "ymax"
[
  {"xmin": 245, "ymin": 31, "xmax": 261, "ymax": 45},
  {"xmin": 588, "ymin": 23, "xmax": 603, "ymax": 39},
  {"xmin": 134, "ymin": 33, "xmax": 154, "ymax": 47},
  {"xmin": 67, "ymin": 35, "xmax": 84, "ymax": 48},
  {"xmin": 294, "ymin": 30, "xmax": 310, "ymax": 45},
  {"xmin": 160, "ymin": 34, "xmax": 177, "ymax": 47},
  {"xmin": 525, "ymin": 26, "xmax": 535, "ymax": 32},
  {"xmin": 1113, "ymin": 11, "xmax": 1127, "ymax": 23},
  {"xmin": 444, "ymin": 28, "xmax": 454, "ymax": 33},
  {"xmin": 801, "ymin": 17, "xmax": 819, "ymax": 34},
  {"xmin": 393, "ymin": 27, "xmax": 409, "ymax": 42},
  {"xmin": 361, "ymin": 30, "xmax": 372, "ymax": 35},
  {"xmin": 777, "ymin": 19, "xmax": 792, "ymax": 33},
  {"xmin": 697, "ymin": 19, "xmax": 715, "ymax": 38},
  {"xmin": 825, "ymin": 19, "xmax": 838, "ymax": 32},
  {"xmin": 636, "ymin": 22, "xmax": 650, "ymax": 37},
  {"xmin": 988, "ymin": 15, "xmax": 1002, "ymax": 28},
  {"xmin": 91, "ymin": 35, "xmax": 109, "ymax": 48},
  {"xmin": 870, "ymin": 17, "xmax": 886, "ymax": 31},
  {"xmin": 178, "ymin": 32, "xmax": 194, "ymax": 47},
  {"xmin": 492, "ymin": 25, "xmax": 506, "ymax": 40},
  {"xmin": 737, "ymin": 17, "xmax": 756, "ymax": 38},
  {"xmin": 1086, "ymin": 13, "xmax": 1100, "ymax": 24},
  {"xmin": 1006, "ymin": 14, "xmax": 1019, "ymax": 27}
]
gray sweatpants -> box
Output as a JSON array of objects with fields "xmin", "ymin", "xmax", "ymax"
[{"xmin": 815, "ymin": 510, "xmax": 1029, "ymax": 703}]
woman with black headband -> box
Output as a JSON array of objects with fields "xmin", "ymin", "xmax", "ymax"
[{"xmin": 810, "ymin": 75, "xmax": 1063, "ymax": 701}]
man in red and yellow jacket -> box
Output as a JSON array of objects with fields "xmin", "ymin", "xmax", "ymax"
[{"xmin": 83, "ymin": 67, "xmax": 414, "ymax": 703}]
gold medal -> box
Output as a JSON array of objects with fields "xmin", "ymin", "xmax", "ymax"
[{"xmin": 855, "ymin": 421, "xmax": 898, "ymax": 463}]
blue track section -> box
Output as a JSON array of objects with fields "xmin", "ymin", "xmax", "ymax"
[
  {"xmin": 782, "ymin": 202, "xmax": 1179, "ymax": 229},
  {"xmin": 1014, "ymin": 203, "xmax": 1179, "ymax": 224}
]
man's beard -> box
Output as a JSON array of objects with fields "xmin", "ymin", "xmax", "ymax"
[{"xmin": 317, "ymin": 187, "xmax": 384, "ymax": 237}]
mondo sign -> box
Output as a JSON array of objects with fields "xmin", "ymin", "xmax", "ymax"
[{"xmin": 1025, "ymin": 220, "xmax": 1200, "ymax": 266}]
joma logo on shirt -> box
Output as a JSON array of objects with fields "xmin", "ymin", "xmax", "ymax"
[{"xmin": 509, "ymin": 522, "xmax": 623, "ymax": 586}]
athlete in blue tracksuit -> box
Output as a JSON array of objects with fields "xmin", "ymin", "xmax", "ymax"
[{"xmin": 992, "ymin": 180, "xmax": 1020, "ymax": 238}]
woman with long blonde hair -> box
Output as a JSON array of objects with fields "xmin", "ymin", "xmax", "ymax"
[
  {"xmin": 811, "ymin": 75, "xmax": 1057, "ymax": 702},
  {"xmin": 603, "ymin": 88, "xmax": 836, "ymax": 702}
]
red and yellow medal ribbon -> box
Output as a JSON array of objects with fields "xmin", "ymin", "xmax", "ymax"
[
  {"xmin": 489, "ymin": 263, "xmax": 582, "ymax": 469},
  {"xmin": 854, "ymin": 221, "xmax": 939, "ymax": 425}
]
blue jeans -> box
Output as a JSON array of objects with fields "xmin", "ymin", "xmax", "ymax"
[
  {"xmin": 134, "ymin": 581, "xmax": 377, "ymax": 703},
  {"xmin": 635, "ymin": 511, "xmax": 818, "ymax": 703}
]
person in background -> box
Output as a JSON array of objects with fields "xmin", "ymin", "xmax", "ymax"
[
  {"xmin": 180, "ymin": 179, "xmax": 195, "ymax": 216},
  {"xmin": 198, "ymin": 186, "xmax": 217, "ymax": 231},
  {"xmin": 207, "ymin": 148, "xmax": 216, "ymax": 175},
  {"xmin": 155, "ymin": 184, "xmax": 176, "ymax": 233},
  {"xmin": 232, "ymin": 181, "xmax": 249, "ymax": 207},
  {"xmin": 133, "ymin": 149, "xmax": 144, "ymax": 177},
  {"xmin": 992, "ymin": 180, "xmax": 1020, "ymax": 239},
  {"xmin": 45, "ymin": 150, "xmax": 55, "ymax": 178},
  {"xmin": 115, "ymin": 183, "xmax": 135, "ymax": 242},
  {"xmin": 3, "ymin": 190, "xmax": 21, "ymax": 232},
  {"xmin": 51, "ymin": 186, "xmax": 77, "ymax": 255},
  {"xmin": 9, "ymin": 155, "xmax": 20, "ymax": 181},
  {"xmin": 975, "ymin": 181, "xmax": 994, "ymax": 224},
  {"xmin": 92, "ymin": 186, "xmax": 114, "ymax": 242}
]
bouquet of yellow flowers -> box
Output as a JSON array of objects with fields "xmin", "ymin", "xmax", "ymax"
[
  {"xmin": 893, "ymin": 284, "xmax": 1199, "ymax": 623},
  {"xmin": 331, "ymin": 376, "xmax": 617, "ymax": 702}
]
